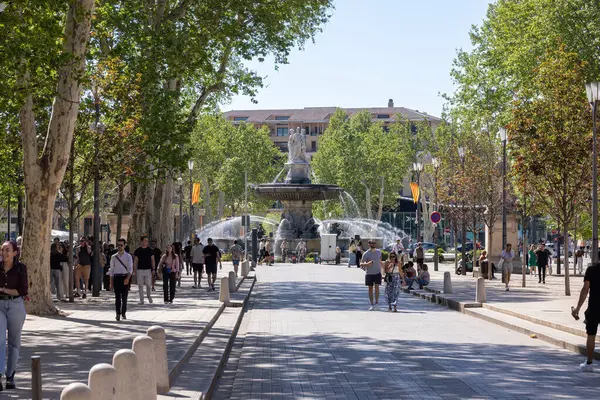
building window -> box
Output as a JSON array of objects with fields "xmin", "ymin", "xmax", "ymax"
[
  {"xmin": 311, "ymin": 141, "xmax": 317, "ymax": 152},
  {"xmin": 277, "ymin": 127, "xmax": 289, "ymax": 136},
  {"xmin": 275, "ymin": 116, "xmax": 290, "ymax": 121},
  {"xmin": 377, "ymin": 114, "xmax": 390, "ymax": 119},
  {"xmin": 233, "ymin": 117, "xmax": 248, "ymax": 121}
]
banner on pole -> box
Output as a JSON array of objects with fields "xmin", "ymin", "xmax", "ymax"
[
  {"xmin": 410, "ymin": 182, "xmax": 420, "ymax": 204},
  {"xmin": 192, "ymin": 183, "xmax": 201, "ymax": 204}
]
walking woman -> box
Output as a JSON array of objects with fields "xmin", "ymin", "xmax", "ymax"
[
  {"xmin": 384, "ymin": 252, "xmax": 401, "ymax": 312},
  {"xmin": 355, "ymin": 241, "xmax": 363, "ymax": 268},
  {"xmin": 528, "ymin": 244, "xmax": 537, "ymax": 277},
  {"xmin": 501, "ymin": 243, "xmax": 515, "ymax": 291},
  {"xmin": 158, "ymin": 244, "xmax": 179, "ymax": 304},
  {"xmin": 0, "ymin": 241, "xmax": 28, "ymax": 390},
  {"xmin": 348, "ymin": 240, "xmax": 356, "ymax": 268}
]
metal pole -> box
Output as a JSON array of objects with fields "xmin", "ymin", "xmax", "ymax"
[
  {"xmin": 416, "ymin": 171, "xmax": 421, "ymax": 242},
  {"xmin": 434, "ymin": 167, "xmax": 439, "ymax": 272},
  {"xmin": 522, "ymin": 196, "xmax": 527, "ymax": 288},
  {"xmin": 179, "ymin": 184, "xmax": 183, "ymax": 242},
  {"xmin": 593, "ymin": 101, "xmax": 598, "ymax": 264},
  {"xmin": 92, "ymin": 101, "xmax": 101, "ymax": 297},
  {"xmin": 502, "ymin": 139, "xmax": 507, "ymax": 249},
  {"xmin": 31, "ymin": 356, "xmax": 42, "ymax": 400},
  {"xmin": 189, "ymin": 172, "xmax": 193, "ymax": 241},
  {"xmin": 461, "ymin": 158, "xmax": 467, "ymax": 275},
  {"xmin": 245, "ymin": 171, "xmax": 248, "ymax": 259}
]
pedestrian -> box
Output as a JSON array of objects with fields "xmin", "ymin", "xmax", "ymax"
[
  {"xmin": 229, "ymin": 240, "xmax": 243, "ymax": 277},
  {"xmin": 501, "ymin": 243, "xmax": 514, "ymax": 291},
  {"xmin": 360, "ymin": 240, "xmax": 382, "ymax": 311},
  {"xmin": 264, "ymin": 239, "xmax": 272, "ymax": 266},
  {"xmin": 347, "ymin": 239, "xmax": 356, "ymax": 268},
  {"xmin": 108, "ymin": 239, "xmax": 132, "ymax": 321},
  {"xmin": 415, "ymin": 242, "xmax": 425, "ymax": 271},
  {"xmin": 74, "ymin": 237, "xmax": 92, "ymax": 299},
  {"xmin": 392, "ymin": 239, "xmax": 404, "ymax": 255},
  {"xmin": 258, "ymin": 239, "xmax": 266, "ymax": 265},
  {"xmin": 415, "ymin": 264, "xmax": 431, "ymax": 289},
  {"xmin": 203, "ymin": 238, "xmax": 221, "ymax": 292},
  {"xmin": 576, "ymin": 247, "xmax": 585, "ymax": 275},
  {"xmin": 133, "ymin": 236, "xmax": 155, "ymax": 305},
  {"xmin": 535, "ymin": 243, "xmax": 552, "ymax": 284},
  {"xmin": 60, "ymin": 241, "xmax": 70, "ymax": 299},
  {"xmin": 402, "ymin": 262, "xmax": 417, "ymax": 290},
  {"xmin": 296, "ymin": 239, "xmax": 307, "ymax": 263},
  {"xmin": 280, "ymin": 239, "xmax": 288, "ymax": 263},
  {"xmin": 355, "ymin": 240, "xmax": 363, "ymax": 268},
  {"xmin": 157, "ymin": 244, "xmax": 179, "ymax": 304},
  {"xmin": 0, "ymin": 240, "xmax": 28, "ymax": 390},
  {"xmin": 528, "ymin": 244, "xmax": 537, "ymax": 277},
  {"xmin": 150, "ymin": 239, "xmax": 161, "ymax": 291},
  {"xmin": 50, "ymin": 242, "xmax": 66, "ymax": 301},
  {"xmin": 335, "ymin": 246, "xmax": 341, "ymax": 264},
  {"xmin": 184, "ymin": 240, "xmax": 193, "ymax": 276},
  {"xmin": 191, "ymin": 238, "xmax": 204, "ymax": 288},
  {"xmin": 572, "ymin": 252, "xmax": 600, "ymax": 371},
  {"xmin": 479, "ymin": 250, "xmax": 490, "ymax": 279},
  {"xmin": 383, "ymin": 251, "xmax": 400, "ymax": 312},
  {"xmin": 173, "ymin": 242, "xmax": 183, "ymax": 288}
]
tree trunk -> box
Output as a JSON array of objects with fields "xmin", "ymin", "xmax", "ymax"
[
  {"xmin": 203, "ymin": 178, "xmax": 212, "ymax": 224},
  {"xmin": 421, "ymin": 195, "xmax": 434, "ymax": 242},
  {"xmin": 116, "ymin": 179, "xmax": 124, "ymax": 242},
  {"xmin": 522, "ymin": 221, "xmax": 527, "ymax": 288},
  {"xmin": 218, "ymin": 190, "xmax": 225, "ymax": 220},
  {"xmin": 19, "ymin": 0, "xmax": 95, "ymax": 315},
  {"xmin": 454, "ymin": 227, "xmax": 458, "ymax": 274},
  {"xmin": 17, "ymin": 194, "xmax": 23, "ymax": 236},
  {"xmin": 487, "ymin": 227, "xmax": 494, "ymax": 280},
  {"xmin": 129, "ymin": 181, "xmax": 152, "ymax": 245},
  {"xmin": 67, "ymin": 205, "xmax": 75, "ymax": 303},
  {"xmin": 376, "ymin": 177, "xmax": 384, "ymax": 222},
  {"xmin": 158, "ymin": 177, "xmax": 174, "ymax": 248},
  {"xmin": 564, "ymin": 224, "xmax": 571, "ymax": 296},
  {"xmin": 361, "ymin": 181, "xmax": 372, "ymax": 220}
]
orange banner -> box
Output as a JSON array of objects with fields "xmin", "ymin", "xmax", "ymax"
[
  {"xmin": 410, "ymin": 182, "xmax": 420, "ymax": 204},
  {"xmin": 192, "ymin": 183, "xmax": 201, "ymax": 204}
]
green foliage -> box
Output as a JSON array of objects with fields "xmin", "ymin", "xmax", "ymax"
[{"xmin": 220, "ymin": 253, "xmax": 233, "ymax": 262}]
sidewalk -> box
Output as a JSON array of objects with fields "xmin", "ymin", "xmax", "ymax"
[{"xmin": 6, "ymin": 265, "xmax": 237, "ymax": 400}]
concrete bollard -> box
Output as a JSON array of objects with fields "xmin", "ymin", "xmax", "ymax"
[
  {"xmin": 146, "ymin": 326, "xmax": 169, "ymax": 394},
  {"xmin": 220, "ymin": 276, "xmax": 232, "ymax": 306},
  {"xmin": 61, "ymin": 382, "xmax": 93, "ymax": 400},
  {"xmin": 443, "ymin": 272, "xmax": 452, "ymax": 294},
  {"xmin": 88, "ymin": 363, "xmax": 117, "ymax": 400},
  {"xmin": 132, "ymin": 335, "xmax": 157, "ymax": 400},
  {"xmin": 476, "ymin": 277, "xmax": 486, "ymax": 303},
  {"xmin": 241, "ymin": 260, "xmax": 249, "ymax": 276},
  {"xmin": 112, "ymin": 349, "xmax": 139, "ymax": 400},
  {"xmin": 228, "ymin": 271, "xmax": 237, "ymax": 293}
]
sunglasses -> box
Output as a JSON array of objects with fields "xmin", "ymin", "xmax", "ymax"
[{"xmin": 118, "ymin": 244, "xmax": 124, "ymax": 247}]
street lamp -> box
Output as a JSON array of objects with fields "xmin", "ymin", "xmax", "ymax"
[
  {"xmin": 91, "ymin": 117, "xmax": 105, "ymax": 298},
  {"xmin": 586, "ymin": 82, "xmax": 600, "ymax": 264},
  {"xmin": 412, "ymin": 161, "xmax": 424, "ymax": 242},
  {"xmin": 499, "ymin": 127, "xmax": 508, "ymax": 251},
  {"xmin": 458, "ymin": 147, "xmax": 467, "ymax": 275},
  {"xmin": 432, "ymin": 157, "xmax": 440, "ymax": 271},
  {"xmin": 188, "ymin": 160, "xmax": 194, "ymax": 241},
  {"xmin": 177, "ymin": 176, "xmax": 183, "ymax": 242}
]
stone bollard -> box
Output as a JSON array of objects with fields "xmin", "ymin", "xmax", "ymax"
[
  {"xmin": 146, "ymin": 326, "xmax": 169, "ymax": 394},
  {"xmin": 476, "ymin": 277, "xmax": 486, "ymax": 303},
  {"xmin": 228, "ymin": 271, "xmax": 237, "ymax": 293},
  {"xmin": 220, "ymin": 276, "xmax": 232, "ymax": 306},
  {"xmin": 241, "ymin": 260, "xmax": 249, "ymax": 276},
  {"xmin": 61, "ymin": 382, "xmax": 93, "ymax": 400},
  {"xmin": 443, "ymin": 272, "xmax": 452, "ymax": 294},
  {"xmin": 88, "ymin": 363, "xmax": 117, "ymax": 400},
  {"xmin": 132, "ymin": 335, "xmax": 157, "ymax": 400},
  {"xmin": 112, "ymin": 349, "xmax": 139, "ymax": 400}
]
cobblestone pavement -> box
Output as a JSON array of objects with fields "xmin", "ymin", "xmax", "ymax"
[
  {"xmin": 5, "ymin": 266, "xmax": 235, "ymax": 400},
  {"xmin": 215, "ymin": 263, "xmax": 600, "ymax": 400}
]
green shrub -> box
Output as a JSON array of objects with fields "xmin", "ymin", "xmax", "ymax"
[
  {"xmin": 221, "ymin": 253, "xmax": 232, "ymax": 262},
  {"xmin": 381, "ymin": 250, "xmax": 389, "ymax": 262},
  {"xmin": 305, "ymin": 256, "xmax": 315, "ymax": 263}
]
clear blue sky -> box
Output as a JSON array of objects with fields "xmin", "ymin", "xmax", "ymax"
[{"xmin": 223, "ymin": 0, "xmax": 490, "ymax": 118}]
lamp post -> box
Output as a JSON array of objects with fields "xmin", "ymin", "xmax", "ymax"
[
  {"xmin": 499, "ymin": 127, "xmax": 508, "ymax": 251},
  {"xmin": 586, "ymin": 82, "xmax": 600, "ymax": 265},
  {"xmin": 432, "ymin": 157, "xmax": 440, "ymax": 272},
  {"xmin": 188, "ymin": 160, "xmax": 194, "ymax": 241},
  {"xmin": 91, "ymin": 104, "xmax": 105, "ymax": 298},
  {"xmin": 177, "ymin": 176, "xmax": 183, "ymax": 242},
  {"xmin": 458, "ymin": 146, "xmax": 467, "ymax": 275},
  {"xmin": 412, "ymin": 161, "xmax": 424, "ymax": 242}
]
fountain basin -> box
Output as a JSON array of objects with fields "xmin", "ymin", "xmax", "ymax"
[{"xmin": 253, "ymin": 183, "xmax": 344, "ymax": 201}]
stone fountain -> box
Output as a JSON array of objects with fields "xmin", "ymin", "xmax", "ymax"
[{"xmin": 253, "ymin": 128, "xmax": 343, "ymax": 240}]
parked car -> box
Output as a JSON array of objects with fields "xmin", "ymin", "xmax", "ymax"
[
  {"xmin": 454, "ymin": 242, "xmax": 483, "ymax": 253},
  {"xmin": 545, "ymin": 242, "xmax": 572, "ymax": 258}
]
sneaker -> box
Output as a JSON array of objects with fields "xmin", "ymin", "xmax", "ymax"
[
  {"xmin": 148, "ymin": 297, "xmax": 153, "ymax": 304},
  {"xmin": 122, "ymin": 314, "xmax": 126, "ymax": 320},
  {"xmin": 506, "ymin": 287, "xmax": 509, "ymax": 291},
  {"xmin": 393, "ymin": 305, "xmax": 398, "ymax": 313},
  {"xmin": 579, "ymin": 361, "xmax": 594, "ymax": 372},
  {"xmin": 6, "ymin": 373, "xmax": 15, "ymax": 389},
  {"xmin": 116, "ymin": 314, "xmax": 120, "ymax": 321},
  {"xmin": 212, "ymin": 284, "xmax": 216, "ymax": 291},
  {"xmin": 192, "ymin": 285, "xmax": 197, "ymax": 289},
  {"xmin": 374, "ymin": 304, "xmax": 380, "ymax": 311},
  {"xmin": 138, "ymin": 301, "xmax": 144, "ymax": 305},
  {"xmin": 368, "ymin": 306, "xmax": 374, "ymax": 311},
  {"xmin": 207, "ymin": 287, "xmax": 213, "ymax": 292},
  {"xmin": 82, "ymin": 293, "xmax": 87, "ymax": 299},
  {"xmin": 74, "ymin": 293, "xmax": 80, "ymax": 298}
]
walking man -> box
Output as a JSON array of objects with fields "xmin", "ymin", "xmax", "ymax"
[
  {"xmin": 415, "ymin": 242, "xmax": 425, "ymax": 271},
  {"xmin": 296, "ymin": 239, "xmax": 307, "ymax": 262},
  {"xmin": 184, "ymin": 240, "xmax": 193, "ymax": 275},
  {"xmin": 229, "ymin": 240, "xmax": 243, "ymax": 277},
  {"xmin": 360, "ymin": 240, "xmax": 382, "ymax": 311},
  {"xmin": 109, "ymin": 239, "xmax": 133, "ymax": 321},
  {"xmin": 74, "ymin": 238, "xmax": 93, "ymax": 299},
  {"xmin": 133, "ymin": 236, "xmax": 155, "ymax": 305},
  {"xmin": 280, "ymin": 239, "xmax": 288, "ymax": 263},
  {"xmin": 191, "ymin": 238, "xmax": 204, "ymax": 288},
  {"xmin": 203, "ymin": 238, "xmax": 221, "ymax": 292},
  {"xmin": 535, "ymin": 243, "xmax": 552, "ymax": 284},
  {"xmin": 572, "ymin": 253, "xmax": 600, "ymax": 371}
]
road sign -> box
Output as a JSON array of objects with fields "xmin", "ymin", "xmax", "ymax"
[{"xmin": 430, "ymin": 211, "xmax": 441, "ymax": 224}]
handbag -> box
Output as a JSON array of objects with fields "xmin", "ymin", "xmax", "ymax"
[{"xmin": 385, "ymin": 264, "xmax": 397, "ymax": 283}]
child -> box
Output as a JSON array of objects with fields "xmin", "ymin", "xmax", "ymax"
[{"xmin": 416, "ymin": 264, "xmax": 431, "ymax": 289}]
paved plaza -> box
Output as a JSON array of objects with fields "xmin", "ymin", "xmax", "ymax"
[{"xmin": 214, "ymin": 263, "xmax": 600, "ymax": 400}]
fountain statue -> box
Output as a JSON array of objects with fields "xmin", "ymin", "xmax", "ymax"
[{"xmin": 253, "ymin": 127, "xmax": 343, "ymax": 240}]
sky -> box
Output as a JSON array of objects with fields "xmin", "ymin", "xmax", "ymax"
[{"xmin": 223, "ymin": 0, "xmax": 491, "ymax": 119}]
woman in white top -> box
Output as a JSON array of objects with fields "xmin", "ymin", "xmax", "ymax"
[
  {"xmin": 501, "ymin": 243, "xmax": 515, "ymax": 291},
  {"xmin": 158, "ymin": 244, "xmax": 179, "ymax": 304}
]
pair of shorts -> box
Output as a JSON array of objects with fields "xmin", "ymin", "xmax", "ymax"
[
  {"xmin": 585, "ymin": 310, "xmax": 599, "ymax": 336},
  {"xmin": 365, "ymin": 273, "xmax": 382, "ymax": 287},
  {"xmin": 192, "ymin": 263, "xmax": 203, "ymax": 273},
  {"xmin": 416, "ymin": 257, "xmax": 424, "ymax": 265},
  {"xmin": 205, "ymin": 263, "xmax": 218, "ymax": 275},
  {"xmin": 232, "ymin": 260, "xmax": 240, "ymax": 266},
  {"xmin": 264, "ymin": 251, "xmax": 270, "ymax": 257}
]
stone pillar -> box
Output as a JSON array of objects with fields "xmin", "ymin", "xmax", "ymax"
[
  {"xmin": 476, "ymin": 277, "xmax": 486, "ymax": 303},
  {"xmin": 220, "ymin": 276, "xmax": 231, "ymax": 305},
  {"xmin": 88, "ymin": 363, "xmax": 117, "ymax": 400},
  {"xmin": 228, "ymin": 271, "xmax": 237, "ymax": 293},
  {"xmin": 241, "ymin": 260, "xmax": 249, "ymax": 276},
  {"xmin": 132, "ymin": 335, "xmax": 156, "ymax": 400},
  {"xmin": 61, "ymin": 383, "xmax": 93, "ymax": 400},
  {"xmin": 112, "ymin": 350, "xmax": 139, "ymax": 400},
  {"xmin": 443, "ymin": 272, "xmax": 452, "ymax": 294},
  {"xmin": 146, "ymin": 326, "xmax": 169, "ymax": 394}
]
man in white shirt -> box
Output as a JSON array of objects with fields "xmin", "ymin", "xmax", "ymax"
[
  {"xmin": 108, "ymin": 238, "xmax": 133, "ymax": 321},
  {"xmin": 392, "ymin": 239, "xmax": 404, "ymax": 255},
  {"xmin": 191, "ymin": 237, "xmax": 205, "ymax": 289}
]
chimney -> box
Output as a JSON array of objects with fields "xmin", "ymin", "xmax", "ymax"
[{"xmin": 388, "ymin": 99, "xmax": 394, "ymax": 108}]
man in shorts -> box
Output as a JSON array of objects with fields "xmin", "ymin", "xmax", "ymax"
[
  {"xmin": 572, "ymin": 253, "xmax": 600, "ymax": 372},
  {"xmin": 229, "ymin": 240, "xmax": 243, "ymax": 277},
  {"xmin": 75, "ymin": 238, "xmax": 92, "ymax": 299},
  {"xmin": 203, "ymin": 238, "xmax": 221, "ymax": 292},
  {"xmin": 191, "ymin": 237, "xmax": 204, "ymax": 288},
  {"xmin": 360, "ymin": 240, "xmax": 382, "ymax": 311}
]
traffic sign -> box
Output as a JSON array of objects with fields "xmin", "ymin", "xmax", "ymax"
[{"xmin": 430, "ymin": 211, "xmax": 441, "ymax": 224}]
